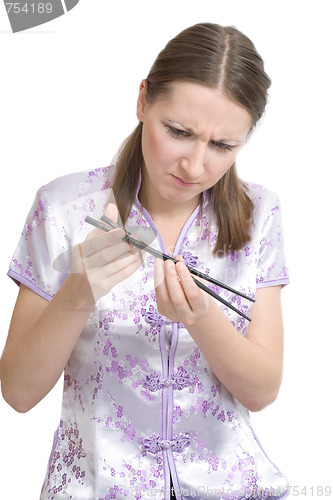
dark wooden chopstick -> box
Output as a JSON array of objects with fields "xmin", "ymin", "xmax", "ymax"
[{"xmin": 85, "ymin": 215, "xmax": 253, "ymax": 321}]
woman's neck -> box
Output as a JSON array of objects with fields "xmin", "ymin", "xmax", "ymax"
[{"xmin": 138, "ymin": 187, "xmax": 202, "ymax": 254}]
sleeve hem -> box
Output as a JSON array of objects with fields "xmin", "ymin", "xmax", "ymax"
[
  {"xmin": 7, "ymin": 269, "xmax": 53, "ymax": 302},
  {"xmin": 256, "ymin": 278, "xmax": 290, "ymax": 289}
]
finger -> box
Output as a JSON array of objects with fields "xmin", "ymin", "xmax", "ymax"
[
  {"xmin": 83, "ymin": 228, "xmax": 125, "ymax": 257},
  {"xmin": 175, "ymin": 254, "xmax": 206, "ymax": 286},
  {"xmin": 85, "ymin": 202, "xmax": 120, "ymax": 242},
  {"xmin": 106, "ymin": 261, "xmax": 143, "ymax": 290},
  {"xmin": 85, "ymin": 226, "xmax": 108, "ymax": 241},
  {"xmin": 104, "ymin": 202, "xmax": 119, "ymax": 224},
  {"xmin": 104, "ymin": 250, "xmax": 143, "ymax": 278},
  {"xmin": 86, "ymin": 238, "xmax": 141, "ymax": 270},
  {"xmin": 164, "ymin": 259, "xmax": 189, "ymax": 308},
  {"xmin": 87, "ymin": 252, "xmax": 144, "ymax": 302},
  {"xmin": 88, "ymin": 230, "xmax": 145, "ymax": 270},
  {"xmin": 90, "ymin": 249, "xmax": 143, "ymax": 282},
  {"xmin": 154, "ymin": 257, "xmax": 169, "ymax": 299},
  {"xmin": 174, "ymin": 257, "xmax": 208, "ymax": 310}
]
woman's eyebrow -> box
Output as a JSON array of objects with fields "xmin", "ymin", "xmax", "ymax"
[
  {"xmin": 167, "ymin": 120, "xmax": 193, "ymax": 133},
  {"xmin": 167, "ymin": 120, "xmax": 242, "ymax": 145}
]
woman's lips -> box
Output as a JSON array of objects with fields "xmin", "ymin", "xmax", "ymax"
[{"xmin": 171, "ymin": 174, "xmax": 197, "ymax": 187}]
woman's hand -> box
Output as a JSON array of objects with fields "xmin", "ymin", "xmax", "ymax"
[
  {"xmin": 71, "ymin": 203, "xmax": 143, "ymax": 305},
  {"xmin": 154, "ymin": 255, "xmax": 284, "ymax": 411},
  {"xmin": 154, "ymin": 255, "xmax": 212, "ymax": 326}
]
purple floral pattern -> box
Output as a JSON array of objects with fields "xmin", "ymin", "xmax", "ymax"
[
  {"xmin": 43, "ymin": 420, "xmax": 87, "ymax": 499},
  {"xmin": 8, "ymin": 167, "xmax": 289, "ymax": 499}
]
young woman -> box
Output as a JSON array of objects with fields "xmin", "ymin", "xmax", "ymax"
[{"xmin": 0, "ymin": 23, "xmax": 289, "ymax": 500}]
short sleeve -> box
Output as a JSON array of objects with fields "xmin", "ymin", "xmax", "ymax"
[
  {"xmin": 255, "ymin": 192, "xmax": 289, "ymax": 289},
  {"xmin": 8, "ymin": 185, "xmax": 71, "ymax": 301}
]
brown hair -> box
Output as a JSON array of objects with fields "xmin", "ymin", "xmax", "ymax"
[{"xmin": 112, "ymin": 22, "xmax": 271, "ymax": 255}]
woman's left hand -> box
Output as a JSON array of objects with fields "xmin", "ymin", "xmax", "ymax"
[{"xmin": 154, "ymin": 255, "xmax": 212, "ymax": 326}]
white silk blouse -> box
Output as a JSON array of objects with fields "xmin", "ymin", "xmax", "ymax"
[{"xmin": 8, "ymin": 166, "xmax": 290, "ymax": 500}]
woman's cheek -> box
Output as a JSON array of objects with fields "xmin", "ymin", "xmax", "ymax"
[{"xmin": 142, "ymin": 126, "xmax": 167, "ymax": 167}]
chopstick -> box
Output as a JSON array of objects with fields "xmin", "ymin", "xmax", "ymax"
[{"xmin": 85, "ymin": 215, "xmax": 254, "ymax": 321}]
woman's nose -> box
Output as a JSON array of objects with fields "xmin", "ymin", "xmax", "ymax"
[{"xmin": 180, "ymin": 142, "xmax": 206, "ymax": 178}]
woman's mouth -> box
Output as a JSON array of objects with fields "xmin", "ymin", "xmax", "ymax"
[{"xmin": 171, "ymin": 174, "xmax": 197, "ymax": 187}]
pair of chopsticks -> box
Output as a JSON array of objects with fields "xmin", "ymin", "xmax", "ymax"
[{"xmin": 85, "ymin": 215, "xmax": 254, "ymax": 321}]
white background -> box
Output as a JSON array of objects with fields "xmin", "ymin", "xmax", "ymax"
[{"xmin": 0, "ymin": 1, "xmax": 332, "ymax": 498}]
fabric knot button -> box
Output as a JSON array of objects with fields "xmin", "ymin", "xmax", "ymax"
[
  {"xmin": 142, "ymin": 372, "xmax": 163, "ymax": 392},
  {"xmin": 160, "ymin": 440, "xmax": 172, "ymax": 449},
  {"xmin": 142, "ymin": 433, "xmax": 191, "ymax": 454},
  {"xmin": 142, "ymin": 368, "xmax": 192, "ymax": 392},
  {"xmin": 142, "ymin": 373, "xmax": 174, "ymax": 391},
  {"xmin": 144, "ymin": 308, "xmax": 162, "ymax": 327},
  {"xmin": 182, "ymin": 251, "xmax": 199, "ymax": 268},
  {"xmin": 172, "ymin": 433, "xmax": 191, "ymax": 453},
  {"xmin": 173, "ymin": 367, "xmax": 192, "ymax": 390},
  {"xmin": 142, "ymin": 434, "xmax": 162, "ymax": 455}
]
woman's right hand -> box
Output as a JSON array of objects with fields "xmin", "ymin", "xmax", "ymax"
[{"xmin": 71, "ymin": 203, "xmax": 143, "ymax": 305}]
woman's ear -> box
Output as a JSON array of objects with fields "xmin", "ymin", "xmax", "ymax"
[{"xmin": 136, "ymin": 80, "xmax": 148, "ymax": 122}]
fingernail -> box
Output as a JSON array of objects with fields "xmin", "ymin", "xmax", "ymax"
[{"xmin": 176, "ymin": 262, "xmax": 185, "ymax": 275}]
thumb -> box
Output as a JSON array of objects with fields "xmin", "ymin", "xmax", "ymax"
[
  {"xmin": 104, "ymin": 202, "xmax": 119, "ymax": 224},
  {"xmin": 85, "ymin": 203, "xmax": 121, "ymax": 241}
]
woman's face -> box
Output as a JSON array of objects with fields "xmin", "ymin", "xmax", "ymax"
[{"xmin": 137, "ymin": 80, "xmax": 253, "ymax": 214}]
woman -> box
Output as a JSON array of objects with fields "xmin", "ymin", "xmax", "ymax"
[{"xmin": 0, "ymin": 23, "xmax": 289, "ymax": 499}]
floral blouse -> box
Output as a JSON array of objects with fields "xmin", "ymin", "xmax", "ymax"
[{"xmin": 8, "ymin": 166, "xmax": 290, "ymax": 500}]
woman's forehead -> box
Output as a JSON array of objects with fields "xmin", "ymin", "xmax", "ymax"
[{"xmin": 151, "ymin": 81, "xmax": 253, "ymax": 142}]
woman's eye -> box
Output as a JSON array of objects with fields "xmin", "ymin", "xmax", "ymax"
[
  {"xmin": 212, "ymin": 141, "xmax": 234, "ymax": 153},
  {"xmin": 165, "ymin": 124, "xmax": 234, "ymax": 152},
  {"xmin": 166, "ymin": 126, "xmax": 190, "ymax": 138}
]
